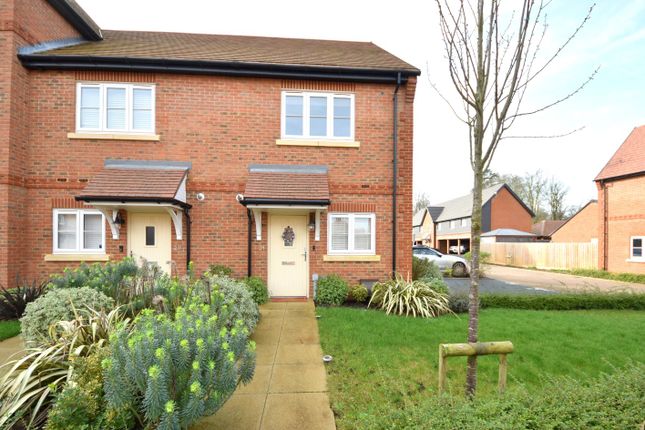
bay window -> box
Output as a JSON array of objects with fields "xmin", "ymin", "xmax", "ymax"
[
  {"xmin": 76, "ymin": 83, "xmax": 155, "ymax": 133},
  {"xmin": 282, "ymin": 91, "xmax": 354, "ymax": 140},
  {"xmin": 53, "ymin": 209, "xmax": 105, "ymax": 254},
  {"xmin": 328, "ymin": 213, "xmax": 375, "ymax": 255}
]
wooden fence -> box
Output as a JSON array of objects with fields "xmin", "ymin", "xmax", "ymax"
[{"xmin": 481, "ymin": 242, "xmax": 598, "ymax": 270}]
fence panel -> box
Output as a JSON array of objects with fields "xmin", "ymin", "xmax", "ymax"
[{"xmin": 480, "ymin": 242, "xmax": 598, "ymax": 270}]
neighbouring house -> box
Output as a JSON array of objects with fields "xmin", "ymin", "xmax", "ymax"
[
  {"xmin": 0, "ymin": 0, "xmax": 420, "ymax": 298},
  {"xmin": 413, "ymin": 183, "xmax": 534, "ymax": 254},
  {"xmin": 550, "ymin": 200, "xmax": 598, "ymax": 243},
  {"xmin": 413, "ymin": 208, "xmax": 432, "ymax": 245},
  {"xmin": 481, "ymin": 228, "xmax": 537, "ymax": 243},
  {"xmin": 532, "ymin": 219, "xmax": 567, "ymax": 241},
  {"xmin": 595, "ymin": 125, "xmax": 645, "ymax": 274}
]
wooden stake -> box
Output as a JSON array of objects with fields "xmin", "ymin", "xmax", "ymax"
[
  {"xmin": 498, "ymin": 353, "xmax": 508, "ymax": 394},
  {"xmin": 438, "ymin": 346, "xmax": 447, "ymax": 394}
]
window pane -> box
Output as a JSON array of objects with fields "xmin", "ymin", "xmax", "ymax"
[
  {"xmin": 132, "ymin": 88, "xmax": 153, "ymax": 130},
  {"xmin": 57, "ymin": 213, "xmax": 77, "ymax": 250},
  {"xmin": 634, "ymin": 248, "xmax": 643, "ymax": 257},
  {"xmin": 331, "ymin": 217, "xmax": 349, "ymax": 251},
  {"xmin": 333, "ymin": 118, "xmax": 350, "ymax": 137},
  {"xmin": 146, "ymin": 226, "xmax": 155, "ymax": 246},
  {"xmin": 285, "ymin": 95, "xmax": 303, "ymax": 116},
  {"xmin": 286, "ymin": 117, "xmax": 303, "ymax": 135},
  {"xmin": 83, "ymin": 214, "xmax": 103, "ymax": 250},
  {"xmin": 106, "ymin": 88, "xmax": 126, "ymax": 129},
  {"xmin": 310, "ymin": 97, "xmax": 327, "ymax": 136},
  {"xmin": 285, "ymin": 95, "xmax": 303, "ymax": 135},
  {"xmin": 334, "ymin": 97, "xmax": 351, "ymax": 117},
  {"xmin": 80, "ymin": 87, "xmax": 100, "ymax": 128},
  {"xmin": 354, "ymin": 217, "xmax": 372, "ymax": 251},
  {"xmin": 633, "ymin": 238, "xmax": 642, "ymax": 248}
]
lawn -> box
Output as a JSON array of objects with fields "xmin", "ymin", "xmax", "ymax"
[
  {"xmin": 317, "ymin": 307, "xmax": 645, "ymax": 429},
  {"xmin": 0, "ymin": 320, "xmax": 20, "ymax": 341}
]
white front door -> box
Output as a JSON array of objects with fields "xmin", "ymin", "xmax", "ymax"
[
  {"xmin": 128, "ymin": 212, "xmax": 172, "ymax": 274},
  {"xmin": 268, "ymin": 214, "xmax": 309, "ymax": 297}
]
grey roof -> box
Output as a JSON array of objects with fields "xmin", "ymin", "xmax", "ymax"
[
  {"xmin": 248, "ymin": 164, "xmax": 327, "ymax": 174},
  {"xmin": 431, "ymin": 184, "xmax": 507, "ymax": 222},
  {"xmin": 46, "ymin": 0, "xmax": 102, "ymax": 41},
  {"xmin": 482, "ymin": 228, "xmax": 536, "ymax": 237},
  {"xmin": 105, "ymin": 159, "xmax": 191, "ymax": 170},
  {"xmin": 413, "ymin": 209, "xmax": 426, "ymax": 227}
]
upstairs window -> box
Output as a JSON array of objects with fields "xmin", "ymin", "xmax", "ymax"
[
  {"xmin": 53, "ymin": 209, "xmax": 105, "ymax": 254},
  {"xmin": 631, "ymin": 237, "xmax": 644, "ymax": 261},
  {"xmin": 328, "ymin": 213, "xmax": 375, "ymax": 255},
  {"xmin": 76, "ymin": 83, "xmax": 155, "ymax": 133},
  {"xmin": 282, "ymin": 92, "xmax": 354, "ymax": 140}
]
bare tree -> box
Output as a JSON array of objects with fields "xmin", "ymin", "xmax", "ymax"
[
  {"xmin": 523, "ymin": 170, "xmax": 547, "ymax": 216},
  {"xmin": 414, "ymin": 192, "xmax": 431, "ymax": 213},
  {"xmin": 434, "ymin": 0, "xmax": 595, "ymax": 397},
  {"xmin": 547, "ymin": 178, "xmax": 568, "ymax": 220}
]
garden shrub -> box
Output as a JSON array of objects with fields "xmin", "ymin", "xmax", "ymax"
[
  {"xmin": 348, "ymin": 285, "xmax": 369, "ymax": 303},
  {"xmin": 244, "ymin": 276, "xmax": 269, "ymax": 305},
  {"xmin": 412, "ymin": 256, "xmax": 442, "ymax": 280},
  {"xmin": 21, "ymin": 287, "xmax": 114, "ymax": 345},
  {"xmin": 424, "ymin": 278, "xmax": 449, "ymax": 295},
  {"xmin": 369, "ymin": 274, "xmax": 451, "ymax": 318},
  {"xmin": 464, "ymin": 251, "xmax": 491, "ymax": 276},
  {"xmin": 448, "ymin": 294, "xmax": 470, "ymax": 313},
  {"xmin": 206, "ymin": 275, "xmax": 260, "ymax": 331},
  {"xmin": 0, "ymin": 279, "xmax": 47, "ymax": 320},
  {"xmin": 103, "ymin": 303, "xmax": 255, "ymax": 430},
  {"xmin": 480, "ymin": 292, "xmax": 645, "ymax": 311},
  {"xmin": 375, "ymin": 362, "xmax": 645, "ymax": 430},
  {"xmin": 49, "ymin": 258, "xmax": 138, "ymax": 298},
  {"xmin": 206, "ymin": 264, "xmax": 233, "ymax": 277},
  {"xmin": 315, "ymin": 275, "xmax": 349, "ymax": 306}
]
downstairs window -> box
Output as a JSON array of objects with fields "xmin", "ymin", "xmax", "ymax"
[
  {"xmin": 328, "ymin": 213, "xmax": 375, "ymax": 255},
  {"xmin": 53, "ymin": 209, "xmax": 105, "ymax": 254}
]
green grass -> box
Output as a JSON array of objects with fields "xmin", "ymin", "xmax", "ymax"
[
  {"xmin": 0, "ymin": 320, "xmax": 20, "ymax": 341},
  {"xmin": 317, "ymin": 307, "xmax": 645, "ymax": 429}
]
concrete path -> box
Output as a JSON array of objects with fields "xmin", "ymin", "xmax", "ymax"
[
  {"xmin": 0, "ymin": 335, "xmax": 24, "ymax": 367},
  {"xmin": 194, "ymin": 301, "xmax": 336, "ymax": 430}
]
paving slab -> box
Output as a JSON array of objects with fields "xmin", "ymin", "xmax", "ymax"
[
  {"xmin": 0, "ymin": 335, "xmax": 24, "ymax": 366},
  {"xmin": 194, "ymin": 300, "xmax": 335, "ymax": 430}
]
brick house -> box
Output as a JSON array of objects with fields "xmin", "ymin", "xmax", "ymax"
[
  {"xmin": 412, "ymin": 183, "xmax": 533, "ymax": 254},
  {"xmin": 549, "ymin": 200, "xmax": 598, "ymax": 243},
  {"xmin": 595, "ymin": 125, "xmax": 645, "ymax": 274},
  {"xmin": 0, "ymin": 0, "xmax": 419, "ymax": 298}
]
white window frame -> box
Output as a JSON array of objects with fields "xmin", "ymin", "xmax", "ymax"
[
  {"xmin": 76, "ymin": 83, "xmax": 156, "ymax": 134},
  {"xmin": 630, "ymin": 236, "xmax": 645, "ymax": 262},
  {"xmin": 327, "ymin": 213, "xmax": 376, "ymax": 255},
  {"xmin": 53, "ymin": 209, "xmax": 106, "ymax": 254},
  {"xmin": 281, "ymin": 91, "xmax": 355, "ymax": 140}
]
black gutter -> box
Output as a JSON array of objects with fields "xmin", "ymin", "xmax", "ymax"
[
  {"xmin": 46, "ymin": 0, "xmax": 102, "ymax": 41},
  {"xmin": 392, "ymin": 72, "xmax": 401, "ymax": 274},
  {"xmin": 185, "ymin": 208, "xmax": 192, "ymax": 272},
  {"xmin": 18, "ymin": 54, "xmax": 420, "ymax": 84},
  {"xmin": 247, "ymin": 209, "xmax": 253, "ymax": 277},
  {"xmin": 75, "ymin": 195, "xmax": 192, "ymax": 209},
  {"xmin": 240, "ymin": 198, "xmax": 330, "ymax": 206}
]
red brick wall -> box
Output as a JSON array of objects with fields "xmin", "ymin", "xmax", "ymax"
[
  {"xmin": 551, "ymin": 201, "xmax": 598, "ymax": 243},
  {"xmin": 7, "ymin": 66, "xmax": 415, "ymax": 290},
  {"xmin": 490, "ymin": 187, "xmax": 533, "ymax": 232},
  {"xmin": 597, "ymin": 176, "xmax": 645, "ymax": 274}
]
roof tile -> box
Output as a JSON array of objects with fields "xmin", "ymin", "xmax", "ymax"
[
  {"xmin": 78, "ymin": 168, "xmax": 186, "ymax": 201},
  {"xmin": 595, "ymin": 125, "xmax": 645, "ymax": 181},
  {"xmin": 244, "ymin": 169, "xmax": 329, "ymax": 202}
]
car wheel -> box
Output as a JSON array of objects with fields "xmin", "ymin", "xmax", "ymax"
[{"xmin": 452, "ymin": 262, "xmax": 467, "ymax": 277}]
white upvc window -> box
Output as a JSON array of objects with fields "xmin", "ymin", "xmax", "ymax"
[
  {"xmin": 461, "ymin": 218, "xmax": 471, "ymax": 227},
  {"xmin": 53, "ymin": 209, "xmax": 105, "ymax": 254},
  {"xmin": 76, "ymin": 83, "xmax": 155, "ymax": 133},
  {"xmin": 281, "ymin": 91, "xmax": 355, "ymax": 140},
  {"xmin": 328, "ymin": 213, "xmax": 376, "ymax": 255},
  {"xmin": 630, "ymin": 236, "xmax": 644, "ymax": 261}
]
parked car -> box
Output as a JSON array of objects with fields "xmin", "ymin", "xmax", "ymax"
[
  {"xmin": 449, "ymin": 245, "xmax": 468, "ymax": 254},
  {"xmin": 412, "ymin": 245, "xmax": 470, "ymax": 277}
]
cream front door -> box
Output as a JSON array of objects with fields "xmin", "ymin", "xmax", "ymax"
[
  {"xmin": 128, "ymin": 212, "xmax": 172, "ymax": 274},
  {"xmin": 268, "ymin": 214, "xmax": 309, "ymax": 297}
]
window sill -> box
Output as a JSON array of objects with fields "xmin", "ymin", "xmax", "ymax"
[
  {"xmin": 626, "ymin": 259, "xmax": 645, "ymax": 263},
  {"xmin": 276, "ymin": 139, "xmax": 360, "ymax": 148},
  {"xmin": 68, "ymin": 132, "xmax": 160, "ymax": 141},
  {"xmin": 323, "ymin": 254, "xmax": 381, "ymax": 262},
  {"xmin": 44, "ymin": 254, "xmax": 110, "ymax": 262}
]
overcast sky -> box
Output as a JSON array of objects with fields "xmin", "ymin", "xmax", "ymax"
[{"xmin": 77, "ymin": 0, "xmax": 645, "ymax": 208}]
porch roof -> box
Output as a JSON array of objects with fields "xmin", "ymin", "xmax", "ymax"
[
  {"xmin": 76, "ymin": 159, "xmax": 191, "ymax": 207},
  {"xmin": 241, "ymin": 164, "xmax": 330, "ymax": 206}
]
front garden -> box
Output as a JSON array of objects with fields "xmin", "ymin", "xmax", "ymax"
[
  {"xmin": 314, "ymin": 257, "xmax": 645, "ymax": 429},
  {"xmin": 0, "ymin": 259, "xmax": 269, "ymax": 430}
]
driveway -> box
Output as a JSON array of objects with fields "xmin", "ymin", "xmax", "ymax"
[{"xmin": 446, "ymin": 265, "xmax": 645, "ymax": 295}]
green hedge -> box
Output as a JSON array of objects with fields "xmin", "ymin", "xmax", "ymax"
[
  {"xmin": 479, "ymin": 293, "xmax": 645, "ymax": 311},
  {"xmin": 374, "ymin": 362, "xmax": 644, "ymax": 430}
]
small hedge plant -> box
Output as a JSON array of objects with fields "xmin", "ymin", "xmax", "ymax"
[
  {"xmin": 206, "ymin": 275, "xmax": 260, "ymax": 331},
  {"xmin": 480, "ymin": 292, "xmax": 645, "ymax": 311},
  {"xmin": 315, "ymin": 275, "xmax": 349, "ymax": 306},
  {"xmin": 21, "ymin": 287, "xmax": 114, "ymax": 345},
  {"xmin": 369, "ymin": 274, "xmax": 451, "ymax": 318},
  {"xmin": 206, "ymin": 264, "xmax": 233, "ymax": 277},
  {"xmin": 348, "ymin": 285, "xmax": 369, "ymax": 303},
  {"xmin": 412, "ymin": 256, "xmax": 443, "ymax": 281},
  {"xmin": 103, "ymin": 303, "xmax": 255, "ymax": 430},
  {"xmin": 0, "ymin": 280, "xmax": 47, "ymax": 320},
  {"xmin": 244, "ymin": 276, "xmax": 269, "ymax": 305},
  {"xmin": 48, "ymin": 258, "xmax": 138, "ymax": 298}
]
